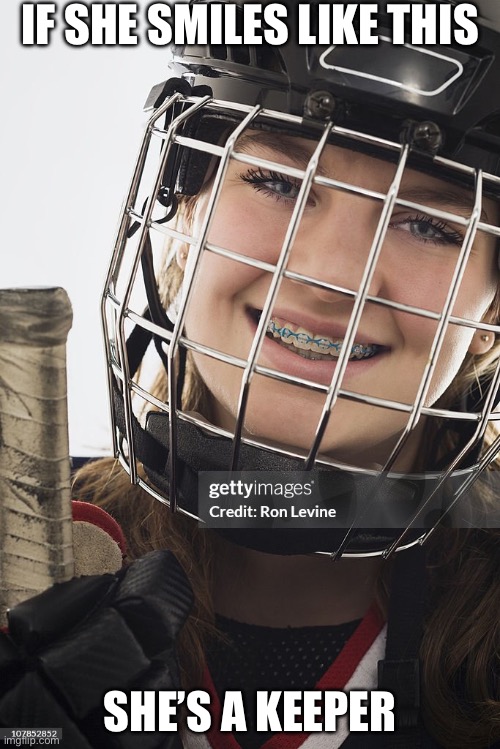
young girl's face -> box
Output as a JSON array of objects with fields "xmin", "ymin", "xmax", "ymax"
[{"xmin": 179, "ymin": 132, "xmax": 498, "ymax": 470}]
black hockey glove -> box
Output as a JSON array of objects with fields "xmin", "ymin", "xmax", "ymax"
[{"xmin": 0, "ymin": 550, "xmax": 193, "ymax": 749}]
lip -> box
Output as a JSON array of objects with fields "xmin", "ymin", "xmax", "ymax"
[{"xmin": 246, "ymin": 307, "xmax": 389, "ymax": 387}]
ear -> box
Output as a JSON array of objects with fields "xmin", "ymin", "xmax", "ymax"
[
  {"xmin": 468, "ymin": 330, "xmax": 496, "ymax": 355},
  {"xmin": 176, "ymin": 244, "xmax": 189, "ymax": 270}
]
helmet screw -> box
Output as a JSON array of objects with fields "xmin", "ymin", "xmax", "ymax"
[
  {"xmin": 411, "ymin": 121, "xmax": 443, "ymax": 154},
  {"xmin": 304, "ymin": 90, "xmax": 337, "ymax": 121}
]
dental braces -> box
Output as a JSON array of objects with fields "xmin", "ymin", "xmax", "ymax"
[{"xmin": 266, "ymin": 320, "xmax": 378, "ymax": 358}]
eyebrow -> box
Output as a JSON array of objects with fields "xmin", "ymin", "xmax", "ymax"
[
  {"xmin": 397, "ymin": 187, "xmax": 491, "ymax": 224},
  {"xmin": 234, "ymin": 131, "xmax": 329, "ymax": 177}
]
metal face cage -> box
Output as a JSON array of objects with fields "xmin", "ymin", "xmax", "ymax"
[{"xmin": 102, "ymin": 91, "xmax": 500, "ymax": 558}]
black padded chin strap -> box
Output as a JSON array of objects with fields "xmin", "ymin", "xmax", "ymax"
[{"xmin": 378, "ymin": 545, "xmax": 427, "ymax": 747}]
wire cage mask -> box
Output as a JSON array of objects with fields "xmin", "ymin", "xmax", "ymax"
[{"xmin": 101, "ymin": 87, "xmax": 500, "ymax": 558}]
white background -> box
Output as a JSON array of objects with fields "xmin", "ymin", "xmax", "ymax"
[{"xmin": 1, "ymin": 3, "xmax": 168, "ymax": 455}]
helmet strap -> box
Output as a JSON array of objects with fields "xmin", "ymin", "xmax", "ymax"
[{"xmin": 378, "ymin": 544, "xmax": 426, "ymax": 744}]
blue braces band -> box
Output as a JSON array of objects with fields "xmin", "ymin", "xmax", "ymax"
[{"xmin": 266, "ymin": 320, "xmax": 376, "ymax": 358}]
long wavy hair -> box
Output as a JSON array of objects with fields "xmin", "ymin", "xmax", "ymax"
[{"xmin": 74, "ymin": 196, "xmax": 500, "ymax": 748}]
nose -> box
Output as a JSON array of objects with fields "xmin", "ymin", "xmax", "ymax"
[{"xmin": 286, "ymin": 190, "xmax": 386, "ymax": 304}]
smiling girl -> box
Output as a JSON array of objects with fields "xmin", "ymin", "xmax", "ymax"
[
  {"xmin": 67, "ymin": 2, "xmax": 500, "ymax": 747},
  {"xmin": 177, "ymin": 130, "xmax": 497, "ymax": 471}
]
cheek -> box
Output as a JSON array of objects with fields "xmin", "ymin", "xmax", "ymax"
[
  {"xmin": 186, "ymin": 194, "xmax": 262, "ymax": 301},
  {"xmin": 453, "ymin": 245, "xmax": 498, "ymax": 321},
  {"xmin": 184, "ymin": 191, "xmax": 290, "ymax": 319},
  {"xmin": 382, "ymin": 240, "xmax": 497, "ymax": 343},
  {"xmin": 380, "ymin": 226, "xmax": 497, "ymax": 317},
  {"xmin": 200, "ymin": 188, "xmax": 293, "ymax": 263},
  {"xmin": 388, "ymin": 275, "xmax": 492, "ymax": 407},
  {"xmin": 382, "ymin": 252, "xmax": 454, "ymax": 316},
  {"xmin": 425, "ymin": 325, "xmax": 476, "ymax": 404}
]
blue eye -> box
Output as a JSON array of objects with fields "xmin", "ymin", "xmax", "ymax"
[
  {"xmin": 241, "ymin": 168, "xmax": 301, "ymax": 203},
  {"xmin": 394, "ymin": 214, "xmax": 464, "ymax": 247}
]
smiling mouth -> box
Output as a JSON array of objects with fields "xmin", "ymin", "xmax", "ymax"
[{"xmin": 252, "ymin": 311, "xmax": 385, "ymax": 361}]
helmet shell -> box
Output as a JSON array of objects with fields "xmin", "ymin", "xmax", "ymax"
[{"xmin": 168, "ymin": 0, "xmax": 500, "ymax": 174}]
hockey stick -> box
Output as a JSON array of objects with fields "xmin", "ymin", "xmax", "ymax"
[{"xmin": 0, "ymin": 287, "xmax": 75, "ymax": 627}]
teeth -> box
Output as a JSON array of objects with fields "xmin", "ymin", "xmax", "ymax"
[
  {"xmin": 266, "ymin": 318, "xmax": 380, "ymax": 360},
  {"xmin": 293, "ymin": 328, "xmax": 311, "ymax": 350}
]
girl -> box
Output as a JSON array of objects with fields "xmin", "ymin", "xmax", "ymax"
[
  {"xmin": 9, "ymin": 1, "xmax": 500, "ymax": 747},
  {"xmin": 90, "ymin": 3, "xmax": 500, "ymax": 744}
]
